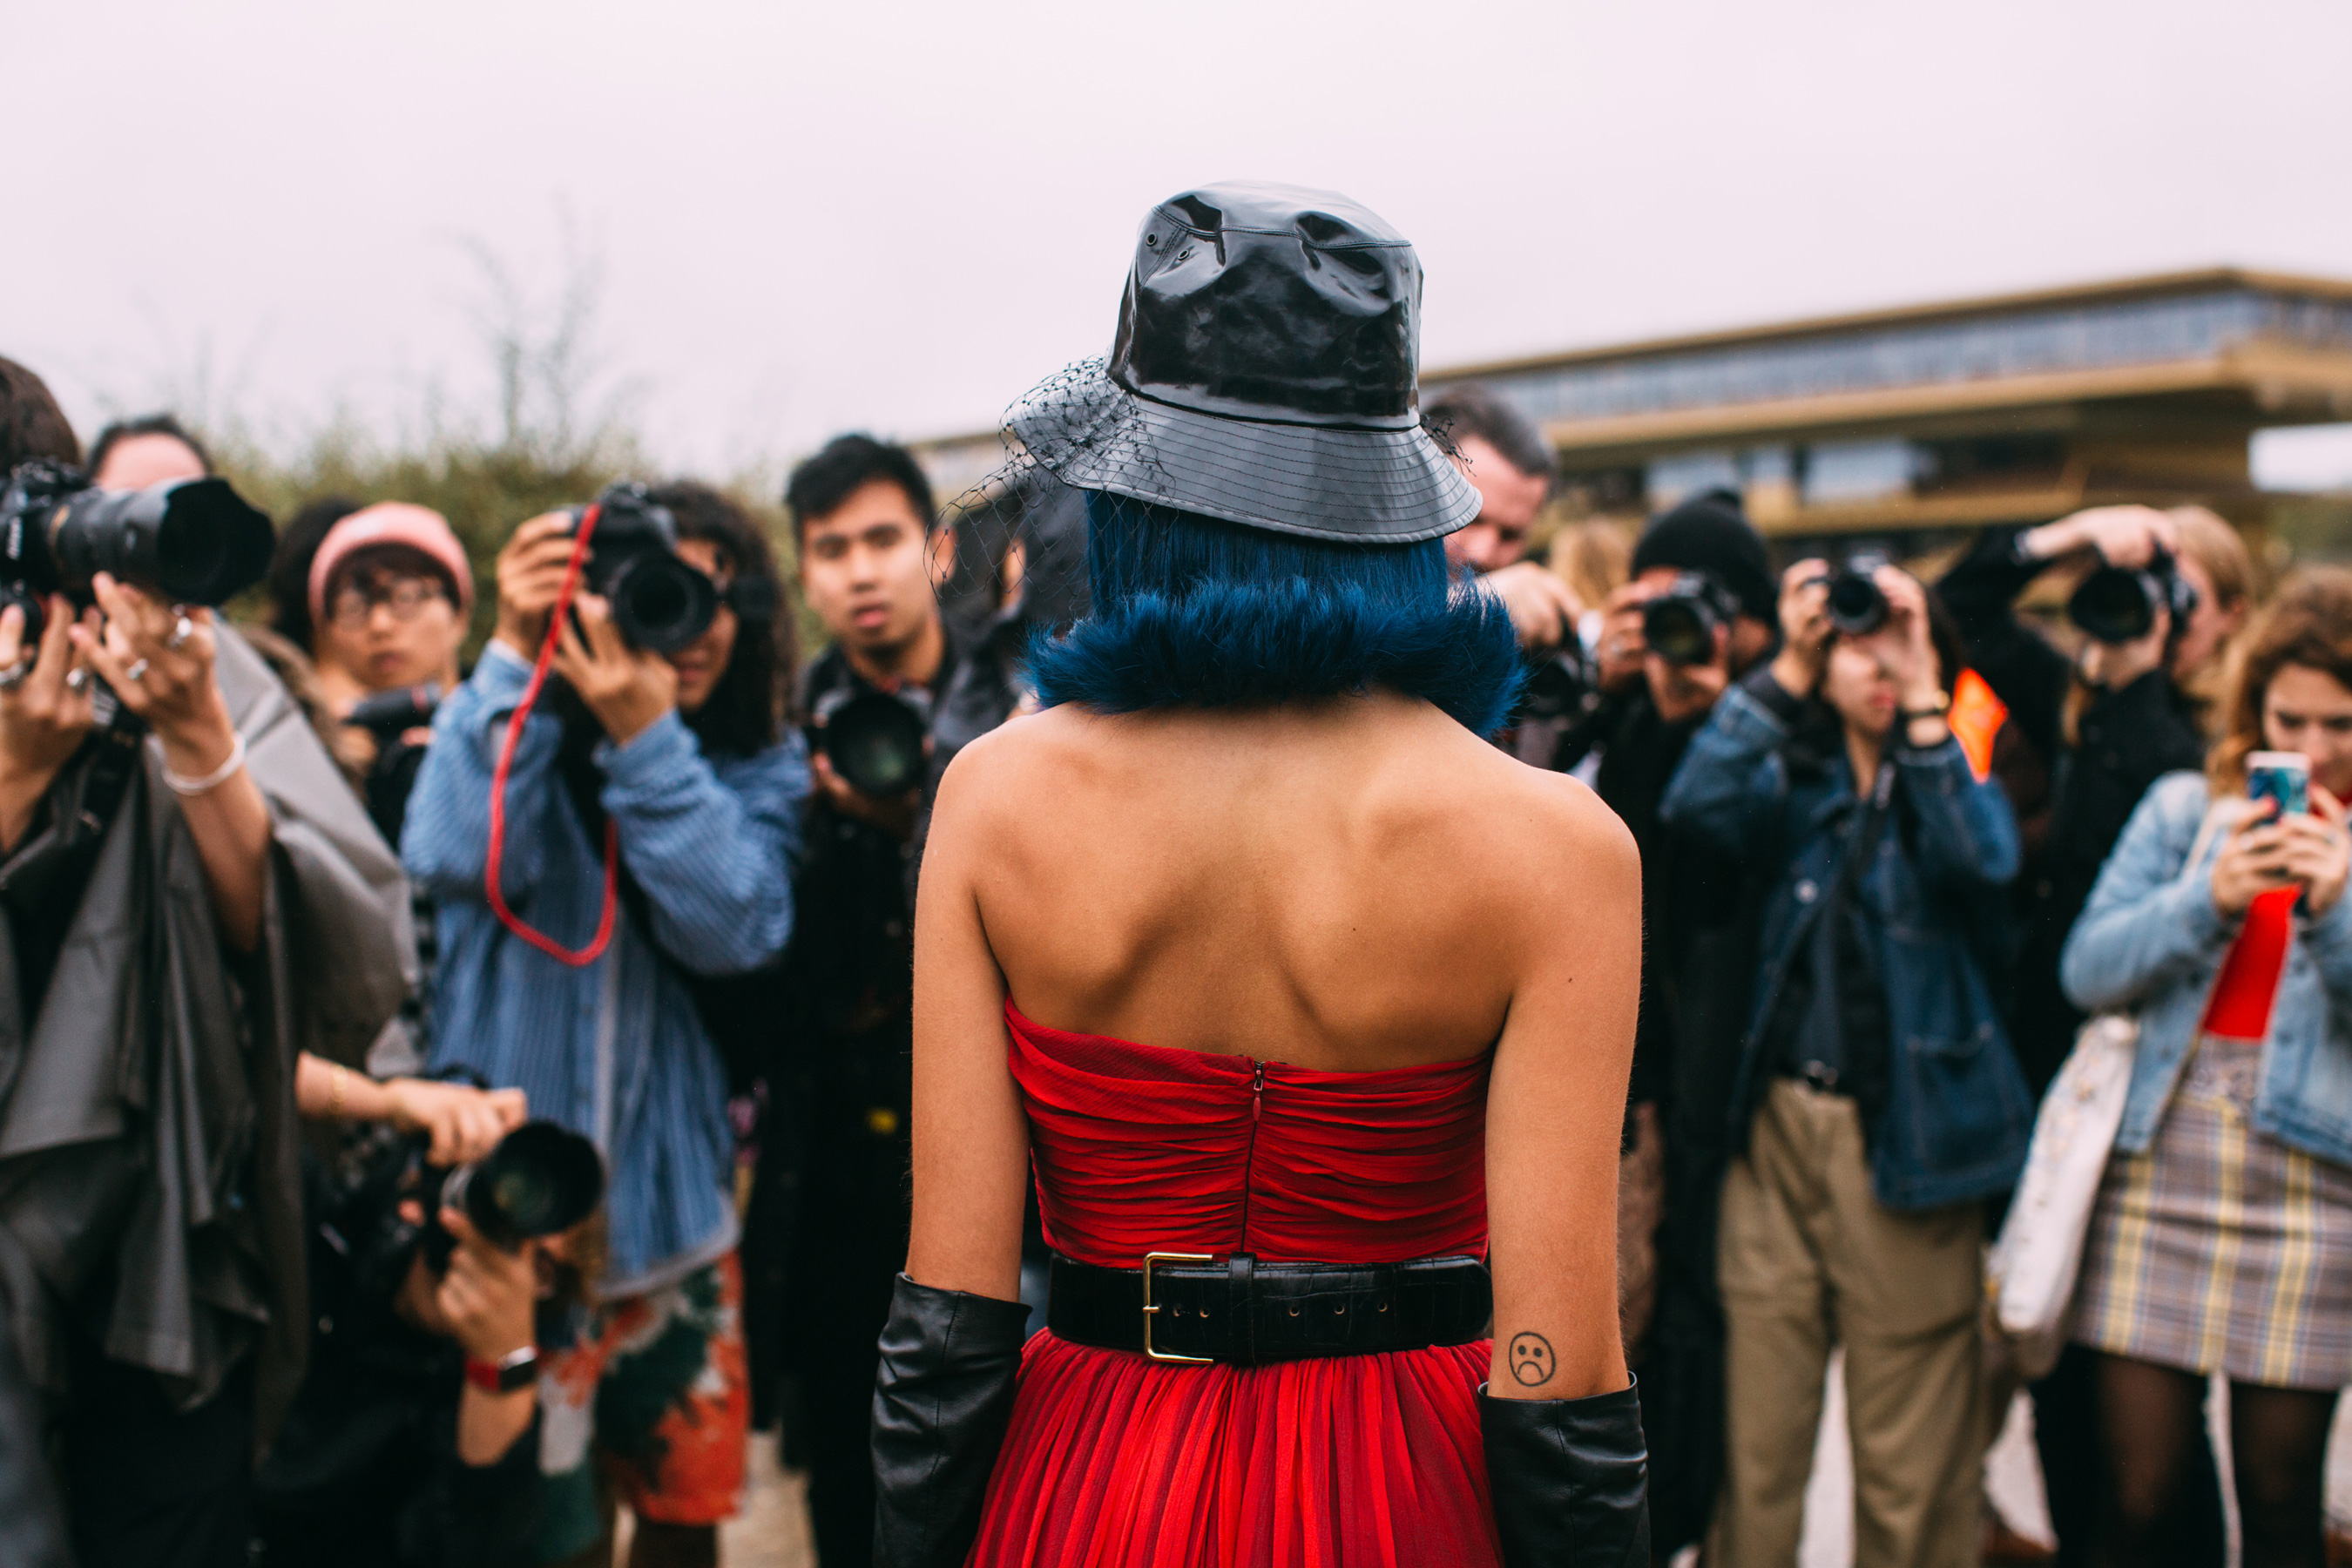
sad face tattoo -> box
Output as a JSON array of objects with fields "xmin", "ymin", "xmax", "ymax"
[{"xmin": 1507, "ymin": 1332, "xmax": 1555, "ymax": 1388}]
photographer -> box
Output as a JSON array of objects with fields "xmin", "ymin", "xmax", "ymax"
[
  {"xmin": 301, "ymin": 504, "xmax": 472, "ymax": 843},
  {"xmin": 2058, "ymin": 569, "xmax": 2352, "ymax": 1568},
  {"xmin": 1661, "ymin": 558, "xmax": 2029, "ymax": 1568},
  {"xmin": 402, "ymin": 480, "xmax": 806, "ymax": 1566},
  {"xmin": 254, "ymin": 1105, "xmax": 558, "ymax": 1568},
  {"xmin": 758, "ymin": 434, "xmax": 964, "ymax": 1567},
  {"xmin": 0, "ymin": 360, "xmax": 412, "ymax": 1568},
  {"xmin": 1937, "ymin": 503, "xmax": 2253, "ymax": 1564},
  {"xmin": 1427, "ymin": 384, "xmax": 1580, "ymax": 660}
]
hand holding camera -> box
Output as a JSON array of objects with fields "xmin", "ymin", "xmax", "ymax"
[
  {"xmin": 0, "ymin": 594, "xmax": 98, "ymax": 846},
  {"xmin": 551, "ymin": 591, "xmax": 679, "ymax": 747},
  {"xmin": 71, "ymin": 575, "xmax": 237, "ymax": 777},
  {"xmin": 492, "ymin": 514, "xmax": 581, "ymax": 659},
  {"xmin": 1770, "ymin": 559, "xmax": 1835, "ymax": 697},
  {"xmin": 425, "ymin": 1207, "xmax": 540, "ymax": 1367},
  {"xmin": 1480, "ymin": 561, "xmax": 1584, "ymax": 652},
  {"xmin": 1857, "ymin": 566, "xmax": 1945, "ymax": 713},
  {"xmin": 384, "ymin": 1078, "xmax": 529, "ymax": 1166}
]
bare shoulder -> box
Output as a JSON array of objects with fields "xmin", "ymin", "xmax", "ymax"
[
  {"xmin": 929, "ymin": 706, "xmax": 1099, "ymax": 837},
  {"xmin": 1429, "ymin": 726, "xmax": 1638, "ymax": 896}
]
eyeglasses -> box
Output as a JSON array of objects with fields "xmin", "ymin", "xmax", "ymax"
[{"xmin": 328, "ymin": 577, "xmax": 450, "ymax": 629}]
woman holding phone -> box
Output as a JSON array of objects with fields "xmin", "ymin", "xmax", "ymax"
[{"xmin": 2060, "ymin": 567, "xmax": 2352, "ymax": 1568}]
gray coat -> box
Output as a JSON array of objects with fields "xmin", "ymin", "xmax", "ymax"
[{"xmin": 0, "ymin": 625, "xmax": 410, "ymax": 1450}]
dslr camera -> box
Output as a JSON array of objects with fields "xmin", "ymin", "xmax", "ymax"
[
  {"xmin": 808, "ymin": 683, "xmax": 932, "ymax": 799},
  {"xmin": 1641, "ymin": 571, "xmax": 1743, "ymax": 666},
  {"xmin": 0, "ymin": 461, "xmax": 274, "ymax": 639},
  {"xmin": 564, "ymin": 482, "xmax": 719, "ymax": 655},
  {"xmin": 327, "ymin": 1118, "xmax": 605, "ymax": 1301},
  {"xmin": 343, "ymin": 682, "xmax": 442, "ymax": 742},
  {"xmin": 2067, "ymin": 550, "xmax": 2199, "ymax": 646},
  {"xmin": 1813, "ymin": 551, "xmax": 1893, "ymax": 638}
]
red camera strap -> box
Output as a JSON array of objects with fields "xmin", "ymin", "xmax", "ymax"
[{"xmin": 483, "ymin": 503, "xmax": 621, "ymax": 967}]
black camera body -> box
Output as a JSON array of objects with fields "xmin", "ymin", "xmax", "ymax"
[
  {"xmin": 1641, "ymin": 571, "xmax": 1742, "ymax": 666},
  {"xmin": 1517, "ymin": 637, "xmax": 1600, "ymax": 726},
  {"xmin": 808, "ymin": 683, "xmax": 932, "ymax": 800},
  {"xmin": 319, "ymin": 1116, "xmax": 605, "ymax": 1300},
  {"xmin": 342, "ymin": 682, "xmax": 442, "ymax": 740},
  {"xmin": 0, "ymin": 460, "xmax": 274, "ymax": 639},
  {"xmin": 2068, "ymin": 550, "xmax": 2200, "ymax": 646},
  {"xmin": 566, "ymin": 483, "xmax": 718, "ymax": 655}
]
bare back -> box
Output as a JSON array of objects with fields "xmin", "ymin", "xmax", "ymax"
[{"xmin": 966, "ymin": 692, "xmax": 1600, "ymax": 1071}]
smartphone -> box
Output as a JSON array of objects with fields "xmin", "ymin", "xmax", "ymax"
[{"xmin": 2247, "ymin": 751, "xmax": 2311, "ymax": 818}]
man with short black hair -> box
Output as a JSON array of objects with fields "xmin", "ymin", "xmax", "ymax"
[{"xmin": 758, "ymin": 433, "xmax": 971, "ymax": 1565}]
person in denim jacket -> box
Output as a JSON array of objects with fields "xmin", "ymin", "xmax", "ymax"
[
  {"xmin": 1662, "ymin": 558, "xmax": 2028, "ymax": 1568},
  {"xmin": 2059, "ymin": 568, "xmax": 2352, "ymax": 1568}
]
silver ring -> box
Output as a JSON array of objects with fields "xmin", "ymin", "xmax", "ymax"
[
  {"xmin": 125, "ymin": 658, "xmax": 150, "ymax": 684},
  {"xmin": 64, "ymin": 667, "xmax": 88, "ymax": 693},
  {"xmin": 0, "ymin": 661, "xmax": 26, "ymax": 692},
  {"xmin": 167, "ymin": 614, "xmax": 194, "ymax": 651}
]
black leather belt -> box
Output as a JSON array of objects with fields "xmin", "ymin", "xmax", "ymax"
[{"xmin": 1046, "ymin": 1251, "xmax": 1491, "ymax": 1367}]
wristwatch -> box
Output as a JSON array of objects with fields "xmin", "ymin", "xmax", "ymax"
[
  {"xmin": 464, "ymin": 1345, "xmax": 539, "ymax": 1393},
  {"xmin": 1897, "ymin": 692, "xmax": 1951, "ymax": 724}
]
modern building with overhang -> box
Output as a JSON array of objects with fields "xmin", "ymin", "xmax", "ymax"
[
  {"xmin": 1431, "ymin": 267, "xmax": 2352, "ymax": 549},
  {"xmin": 914, "ymin": 267, "xmax": 2352, "ymax": 552}
]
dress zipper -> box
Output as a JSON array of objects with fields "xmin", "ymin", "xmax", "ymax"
[{"xmin": 1234, "ymin": 1059, "xmax": 1266, "ymax": 1247}]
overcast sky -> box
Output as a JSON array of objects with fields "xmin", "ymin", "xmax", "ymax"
[{"xmin": 11, "ymin": 1, "xmax": 2352, "ymax": 485}]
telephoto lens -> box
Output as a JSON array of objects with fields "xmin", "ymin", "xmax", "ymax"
[
  {"xmin": 1640, "ymin": 571, "xmax": 1740, "ymax": 666},
  {"xmin": 429, "ymin": 1120, "xmax": 605, "ymax": 1270},
  {"xmin": 2067, "ymin": 552, "xmax": 2197, "ymax": 647},
  {"xmin": 811, "ymin": 686, "xmax": 931, "ymax": 798},
  {"xmin": 0, "ymin": 460, "xmax": 274, "ymax": 639},
  {"xmin": 568, "ymin": 482, "xmax": 719, "ymax": 654},
  {"xmin": 1825, "ymin": 553, "xmax": 1890, "ymax": 637}
]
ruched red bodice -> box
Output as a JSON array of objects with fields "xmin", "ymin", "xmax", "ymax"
[{"xmin": 970, "ymin": 1003, "xmax": 1501, "ymax": 1567}]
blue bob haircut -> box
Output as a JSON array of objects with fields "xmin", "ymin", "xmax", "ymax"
[{"xmin": 1028, "ymin": 491, "xmax": 1523, "ymax": 734}]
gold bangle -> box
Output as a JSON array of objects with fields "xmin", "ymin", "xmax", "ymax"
[{"xmin": 328, "ymin": 1063, "xmax": 349, "ymax": 1116}]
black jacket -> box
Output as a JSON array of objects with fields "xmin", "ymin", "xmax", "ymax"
[
  {"xmin": 1936, "ymin": 528, "xmax": 2209, "ymax": 1090},
  {"xmin": 1582, "ymin": 686, "xmax": 1767, "ymax": 1554}
]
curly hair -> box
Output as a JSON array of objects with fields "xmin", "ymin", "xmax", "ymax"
[
  {"xmin": 645, "ymin": 480, "xmax": 794, "ymax": 756},
  {"xmin": 2208, "ymin": 566, "xmax": 2352, "ymax": 795}
]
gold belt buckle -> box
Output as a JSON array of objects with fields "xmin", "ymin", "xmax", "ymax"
[{"xmin": 1141, "ymin": 1252, "xmax": 1214, "ymax": 1364}]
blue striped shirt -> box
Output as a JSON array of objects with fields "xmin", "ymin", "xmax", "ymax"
[{"xmin": 402, "ymin": 644, "xmax": 808, "ymax": 1293}]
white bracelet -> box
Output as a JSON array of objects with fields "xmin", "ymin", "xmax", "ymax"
[{"xmin": 162, "ymin": 731, "xmax": 248, "ymax": 795}]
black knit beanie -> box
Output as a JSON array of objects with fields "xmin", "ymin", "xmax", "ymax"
[{"xmin": 1629, "ymin": 487, "xmax": 1773, "ymax": 621}]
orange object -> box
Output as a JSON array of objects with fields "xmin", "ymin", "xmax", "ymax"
[{"xmin": 1950, "ymin": 668, "xmax": 2008, "ymax": 783}]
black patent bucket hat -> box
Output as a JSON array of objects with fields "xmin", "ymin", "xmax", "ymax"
[{"xmin": 1006, "ymin": 181, "xmax": 1478, "ymax": 544}]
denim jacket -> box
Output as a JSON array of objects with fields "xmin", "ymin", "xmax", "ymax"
[
  {"xmin": 2060, "ymin": 771, "xmax": 2352, "ymax": 1166},
  {"xmin": 1661, "ymin": 672, "xmax": 2032, "ymax": 1210},
  {"xmin": 403, "ymin": 644, "xmax": 809, "ymax": 1291}
]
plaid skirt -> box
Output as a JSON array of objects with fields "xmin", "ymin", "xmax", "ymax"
[{"xmin": 2072, "ymin": 1036, "xmax": 2352, "ymax": 1389}]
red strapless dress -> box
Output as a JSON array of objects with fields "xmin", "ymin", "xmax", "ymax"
[{"xmin": 970, "ymin": 1003, "xmax": 1500, "ymax": 1567}]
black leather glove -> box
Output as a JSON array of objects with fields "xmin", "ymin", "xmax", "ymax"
[
  {"xmin": 871, "ymin": 1272, "xmax": 1031, "ymax": 1568},
  {"xmin": 1479, "ymin": 1377, "xmax": 1649, "ymax": 1568}
]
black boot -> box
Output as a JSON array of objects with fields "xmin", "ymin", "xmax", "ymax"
[
  {"xmin": 870, "ymin": 1273, "xmax": 1031, "ymax": 1568},
  {"xmin": 1478, "ymin": 1378, "xmax": 1650, "ymax": 1568}
]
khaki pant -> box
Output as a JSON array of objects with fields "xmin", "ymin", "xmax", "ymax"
[{"xmin": 1711, "ymin": 1079, "xmax": 1986, "ymax": 1568}]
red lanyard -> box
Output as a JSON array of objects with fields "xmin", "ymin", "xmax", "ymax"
[{"xmin": 483, "ymin": 504, "xmax": 621, "ymax": 968}]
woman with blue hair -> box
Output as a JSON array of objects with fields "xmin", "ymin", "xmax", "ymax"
[{"xmin": 868, "ymin": 183, "xmax": 1648, "ymax": 1567}]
